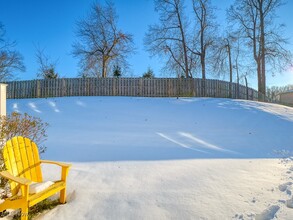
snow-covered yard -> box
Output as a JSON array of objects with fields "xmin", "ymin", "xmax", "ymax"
[{"xmin": 4, "ymin": 97, "xmax": 293, "ymax": 219}]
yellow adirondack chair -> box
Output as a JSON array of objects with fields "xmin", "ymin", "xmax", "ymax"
[{"xmin": 0, "ymin": 136, "xmax": 71, "ymax": 220}]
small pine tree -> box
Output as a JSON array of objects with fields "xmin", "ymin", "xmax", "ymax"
[
  {"xmin": 142, "ymin": 67, "xmax": 154, "ymax": 78},
  {"xmin": 44, "ymin": 67, "xmax": 58, "ymax": 79},
  {"xmin": 113, "ymin": 65, "xmax": 122, "ymax": 78}
]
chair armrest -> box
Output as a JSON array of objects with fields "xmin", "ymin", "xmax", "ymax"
[
  {"xmin": 40, "ymin": 160, "xmax": 71, "ymax": 168},
  {"xmin": 40, "ymin": 160, "xmax": 71, "ymax": 182},
  {"xmin": 0, "ymin": 171, "xmax": 32, "ymax": 186}
]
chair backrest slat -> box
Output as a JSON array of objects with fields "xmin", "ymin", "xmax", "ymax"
[{"xmin": 3, "ymin": 136, "xmax": 43, "ymax": 195}]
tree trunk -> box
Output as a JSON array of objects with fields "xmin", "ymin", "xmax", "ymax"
[
  {"xmin": 176, "ymin": 3, "xmax": 189, "ymax": 78},
  {"xmin": 227, "ymin": 43, "xmax": 233, "ymax": 98},
  {"xmin": 200, "ymin": 21, "xmax": 206, "ymax": 96},
  {"xmin": 201, "ymin": 53, "xmax": 206, "ymax": 96},
  {"xmin": 257, "ymin": 59, "xmax": 262, "ymax": 100},
  {"xmin": 245, "ymin": 76, "xmax": 248, "ymax": 100},
  {"xmin": 102, "ymin": 58, "xmax": 107, "ymax": 78},
  {"xmin": 259, "ymin": 4, "xmax": 266, "ymax": 101}
]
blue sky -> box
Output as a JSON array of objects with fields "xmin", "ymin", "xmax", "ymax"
[{"xmin": 0, "ymin": 0, "xmax": 293, "ymax": 89}]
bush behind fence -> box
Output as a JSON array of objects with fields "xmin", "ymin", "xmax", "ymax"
[{"xmin": 6, "ymin": 78, "xmax": 259, "ymax": 100}]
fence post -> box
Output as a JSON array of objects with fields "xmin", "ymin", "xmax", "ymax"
[
  {"xmin": 138, "ymin": 78, "xmax": 142, "ymax": 96},
  {"xmin": 36, "ymin": 80, "xmax": 40, "ymax": 98},
  {"xmin": 61, "ymin": 78, "xmax": 66, "ymax": 97},
  {"xmin": 113, "ymin": 78, "xmax": 116, "ymax": 96},
  {"xmin": 0, "ymin": 83, "xmax": 7, "ymax": 116}
]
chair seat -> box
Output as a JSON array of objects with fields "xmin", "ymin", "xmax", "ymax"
[
  {"xmin": 7, "ymin": 180, "xmax": 66, "ymax": 207},
  {"xmin": 29, "ymin": 181, "xmax": 66, "ymax": 207}
]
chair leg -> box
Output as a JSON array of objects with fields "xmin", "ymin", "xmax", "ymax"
[
  {"xmin": 21, "ymin": 206, "xmax": 29, "ymax": 220},
  {"xmin": 60, "ymin": 188, "xmax": 66, "ymax": 204}
]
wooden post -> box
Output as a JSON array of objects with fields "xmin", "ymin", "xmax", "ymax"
[
  {"xmin": 36, "ymin": 80, "xmax": 40, "ymax": 98},
  {"xmin": 0, "ymin": 83, "xmax": 7, "ymax": 116},
  {"xmin": 245, "ymin": 76, "xmax": 249, "ymax": 100}
]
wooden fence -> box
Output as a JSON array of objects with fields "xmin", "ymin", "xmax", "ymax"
[{"xmin": 5, "ymin": 78, "xmax": 259, "ymax": 100}]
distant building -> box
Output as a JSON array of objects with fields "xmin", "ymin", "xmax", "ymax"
[{"xmin": 276, "ymin": 90, "xmax": 293, "ymax": 105}]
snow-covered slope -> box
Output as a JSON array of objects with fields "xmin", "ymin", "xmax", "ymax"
[
  {"xmin": 8, "ymin": 97, "xmax": 293, "ymax": 161},
  {"xmin": 4, "ymin": 97, "xmax": 293, "ymax": 219}
]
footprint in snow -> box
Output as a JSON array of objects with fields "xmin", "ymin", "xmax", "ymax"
[
  {"xmin": 233, "ymin": 213, "xmax": 244, "ymax": 219},
  {"xmin": 286, "ymin": 189, "xmax": 292, "ymax": 196},
  {"xmin": 278, "ymin": 182, "xmax": 292, "ymax": 192},
  {"xmin": 255, "ymin": 205, "xmax": 280, "ymax": 220},
  {"xmin": 285, "ymin": 166, "xmax": 293, "ymax": 174},
  {"xmin": 286, "ymin": 197, "xmax": 293, "ymax": 209},
  {"xmin": 233, "ymin": 213, "xmax": 255, "ymax": 220},
  {"xmin": 278, "ymin": 199, "xmax": 286, "ymax": 204}
]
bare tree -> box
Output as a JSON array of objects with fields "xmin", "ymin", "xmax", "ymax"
[
  {"xmin": 145, "ymin": 0, "xmax": 193, "ymax": 78},
  {"xmin": 213, "ymin": 34, "xmax": 234, "ymax": 97},
  {"xmin": 35, "ymin": 46, "xmax": 59, "ymax": 79},
  {"xmin": 228, "ymin": 0, "xmax": 292, "ymax": 100},
  {"xmin": 0, "ymin": 23, "xmax": 25, "ymax": 81},
  {"xmin": 73, "ymin": 1, "xmax": 134, "ymax": 78},
  {"xmin": 190, "ymin": 0, "xmax": 218, "ymax": 81},
  {"xmin": 213, "ymin": 30, "xmax": 250, "ymax": 97}
]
